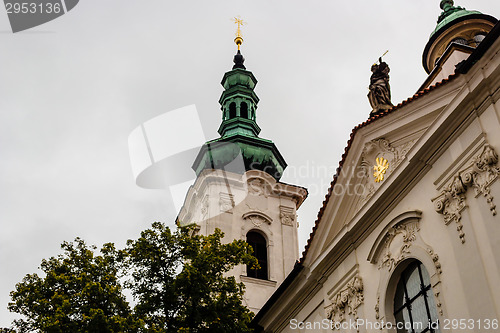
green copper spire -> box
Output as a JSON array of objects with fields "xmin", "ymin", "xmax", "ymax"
[{"xmin": 191, "ymin": 38, "xmax": 287, "ymax": 181}]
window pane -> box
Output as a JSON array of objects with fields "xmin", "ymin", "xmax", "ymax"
[
  {"xmin": 394, "ymin": 262, "xmax": 440, "ymax": 333},
  {"xmin": 394, "ymin": 278, "xmax": 407, "ymax": 310},
  {"xmin": 246, "ymin": 232, "xmax": 268, "ymax": 280},
  {"xmin": 420, "ymin": 264, "xmax": 431, "ymax": 286},
  {"xmin": 405, "ymin": 265, "xmax": 421, "ymax": 299},
  {"xmin": 425, "ymin": 289, "xmax": 440, "ymax": 332},
  {"xmin": 395, "ymin": 307, "xmax": 412, "ymax": 333},
  {"xmin": 411, "ymin": 295, "xmax": 428, "ymax": 333}
]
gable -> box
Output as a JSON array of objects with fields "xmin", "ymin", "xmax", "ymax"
[{"xmin": 303, "ymin": 77, "xmax": 460, "ymax": 265}]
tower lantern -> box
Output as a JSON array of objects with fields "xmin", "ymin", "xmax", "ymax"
[{"xmin": 422, "ymin": 0, "xmax": 497, "ymax": 75}]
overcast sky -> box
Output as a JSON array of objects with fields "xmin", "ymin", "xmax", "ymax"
[{"xmin": 0, "ymin": 0, "xmax": 498, "ymax": 326}]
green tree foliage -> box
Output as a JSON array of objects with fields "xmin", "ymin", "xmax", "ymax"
[
  {"xmin": 125, "ymin": 222, "xmax": 258, "ymax": 332},
  {"xmin": 5, "ymin": 223, "xmax": 258, "ymax": 333},
  {"xmin": 6, "ymin": 238, "xmax": 140, "ymax": 333}
]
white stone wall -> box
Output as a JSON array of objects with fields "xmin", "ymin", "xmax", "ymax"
[
  {"xmin": 256, "ymin": 30, "xmax": 500, "ymax": 333},
  {"xmin": 178, "ymin": 169, "xmax": 307, "ymax": 313}
]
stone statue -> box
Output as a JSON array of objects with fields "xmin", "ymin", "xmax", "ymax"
[{"xmin": 368, "ymin": 57, "xmax": 393, "ymax": 115}]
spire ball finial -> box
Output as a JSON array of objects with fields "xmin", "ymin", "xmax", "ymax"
[
  {"xmin": 440, "ymin": 0, "xmax": 454, "ymax": 10},
  {"xmin": 233, "ymin": 16, "xmax": 245, "ymax": 50}
]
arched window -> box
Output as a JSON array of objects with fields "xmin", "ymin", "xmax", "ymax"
[
  {"xmin": 246, "ymin": 231, "xmax": 268, "ymax": 280},
  {"xmin": 229, "ymin": 102, "xmax": 236, "ymax": 119},
  {"xmin": 393, "ymin": 261, "xmax": 440, "ymax": 333},
  {"xmin": 240, "ymin": 102, "xmax": 248, "ymax": 119}
]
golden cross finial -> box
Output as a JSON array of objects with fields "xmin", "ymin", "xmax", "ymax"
[{"xmin": 233, "ymin": 16, "xmax": 245, "ymax": 50}]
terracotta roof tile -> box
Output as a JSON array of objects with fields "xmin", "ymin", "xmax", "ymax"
[{"xmin": 299, "ymin": 74, "xmax": 457, "ymax": 263}]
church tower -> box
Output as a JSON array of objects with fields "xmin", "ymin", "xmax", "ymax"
[
  {"xmin": 421, "ymin": 0, "xmax": 497, "ymax": 88},
  {"xmin": 177, "ymin": 22, "xmax": 308, "ymax": 313}
]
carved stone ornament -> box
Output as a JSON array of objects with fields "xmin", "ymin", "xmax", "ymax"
[
  {"xmin": 434, "ymin": 290, "xmax": 444, "ymax": 316},
  {"xmin": 247, "ymin": 178, "xmax": 269, "ymax": 197},
  {"xmin": 279, "ymin": 206, "xmax": 295, "ymax": 226},
  {"xmin": 358, "ymin": 138, "xmax": 417, "ymax": 208},
  {"xmin": 219, "ymin": 192, "xmax": 234, "ymax": 213},
  {"xmin": 432, "ymin": 144, "xmax": 500, "ymax": 243},
  {"xmin": 378, "ymin": 221, "xmax": 419, "ymax": 271},
  {"xmin": 369, "ymin": 211, "xmax": 445, "ymax": 322},
  {"xmin": 326, "ymin": 276, "xmax": 364, "ymax": 323},
  {"xmin": 242, "ymin": 211, "xmax": 272, "ymax": 228},
  {"xmin": 200, "ymin": 195, "xmax": 209, "ymax": 219},
  {"xmin": 428, "ymin": 248, "xmax": 443, "ymax": 275}
]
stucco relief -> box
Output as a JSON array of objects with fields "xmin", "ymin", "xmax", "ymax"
[
  {"xmin": 279, "ymin": 206, "xmax": 295, "ymax": 226},
  {"xmin": 200, "ymin": 195, "xmax": 209, "ymax": 220},
  {"xmin": 375, "ymin": 294, "xmax": 380, "ymax": 320},
  {"xmin": 247, "ymin": 178, "xmax": 270, "ymax": 197},
  {"xmin": 427, "ymin": 248, "xmax": 442, "ymax": 275},
  {"xmin": 432, "ymin": 144, "xmax": 500, "ymax": 243},
  {"xmin": 219, "ymin": 192, "xmax": 234, "ymax": 213},
  {"xmin": 325, "ymin": 275, "xmax": 364, "ymax": 324},
  {"xmin": 369, "ymin": 211, "xmax": 445, "ymax": 322},
  {"xmin": 357, "ymin": 138, "xmax": 416, "ymax": 210},
  {"xmin": 378, "ymin": 221, "xmax": 419, "ymax": 271},
  {"xmin": 242, "ymin": 211, "xmax": 272, "ymax": 228}
]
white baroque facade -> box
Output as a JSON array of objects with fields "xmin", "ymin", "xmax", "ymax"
[
  {"xmin": 178, "ymin": 169, "xmax": 307, "ymax": 313},
  {"xmin": 253, "ymin": 3, "xmax": 500, "ymax": 333}
]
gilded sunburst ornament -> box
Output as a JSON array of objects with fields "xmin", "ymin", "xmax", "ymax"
[{"xmin": 373, "ymin": 157, "xmax": 389, "ymax": 183}]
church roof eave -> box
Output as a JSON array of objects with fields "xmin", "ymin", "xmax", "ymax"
[{"xmin": 191, "ymin": 134, "xmax": 288, "ymax": 182}]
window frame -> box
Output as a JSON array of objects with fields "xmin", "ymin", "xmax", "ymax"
[
  {"xmin": 246, "ymin": 230, "xmax": 269, "ymax": 280},
  {"xmin": 393, "ymin": 261, "xmax": 440, "ymax": 333}
]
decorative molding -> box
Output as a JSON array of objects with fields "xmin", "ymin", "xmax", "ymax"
[
  {"xmin": 432, "ymin": 144, "xmax": 500, "ymax": 243},
  {"xmin": 200, "ymin": 195, "xmax": 209, "ymax": 220},
  {"xmin": 244, "ymin": 170, "xmax": 308, "ymax": 208},
  {"xmin": 432, "ymin": 176, "xmax": 467, "ymax": 243},
  {"xmin": 463, "ymin": 145, "xmax": 499, "ymax": 214},
  {"xmin": 219, "ymin": 192, "xmax": 234, "ymax": 213},
  {"xmin": 247, "ymin": 178, "xmax": 270, "ymax": 197},
  {"xmin": 434, "ymin": 290, "xmax": 444, "ymax": 316},
  {"xmin": 378, "ymin": 220, "xmax": 419, "ymax": 271},
  {"xmin": 242, "ymin": 211, "xmax": 272, "ymax": 227},
  {"xmin": 368, "ymin": 210, "xmax": 422, "ymax": 266},
  {"xmin": 358, "ymin": 138, "xmax": 417, "ymax": 209},
  {"xmin": 371, "ymin": 213, "xmax": 445, "ymax": 324},
  {"xmin": 326, "ymin": 275, "xmax": 364, "ymax": 323},
  {"xmin": 279, "ymin": 206, "xmax": 295, "ymax": 226},
  {"xmin": 427, "ymin": 248, "xmax": 442, "ymax": 275}
]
